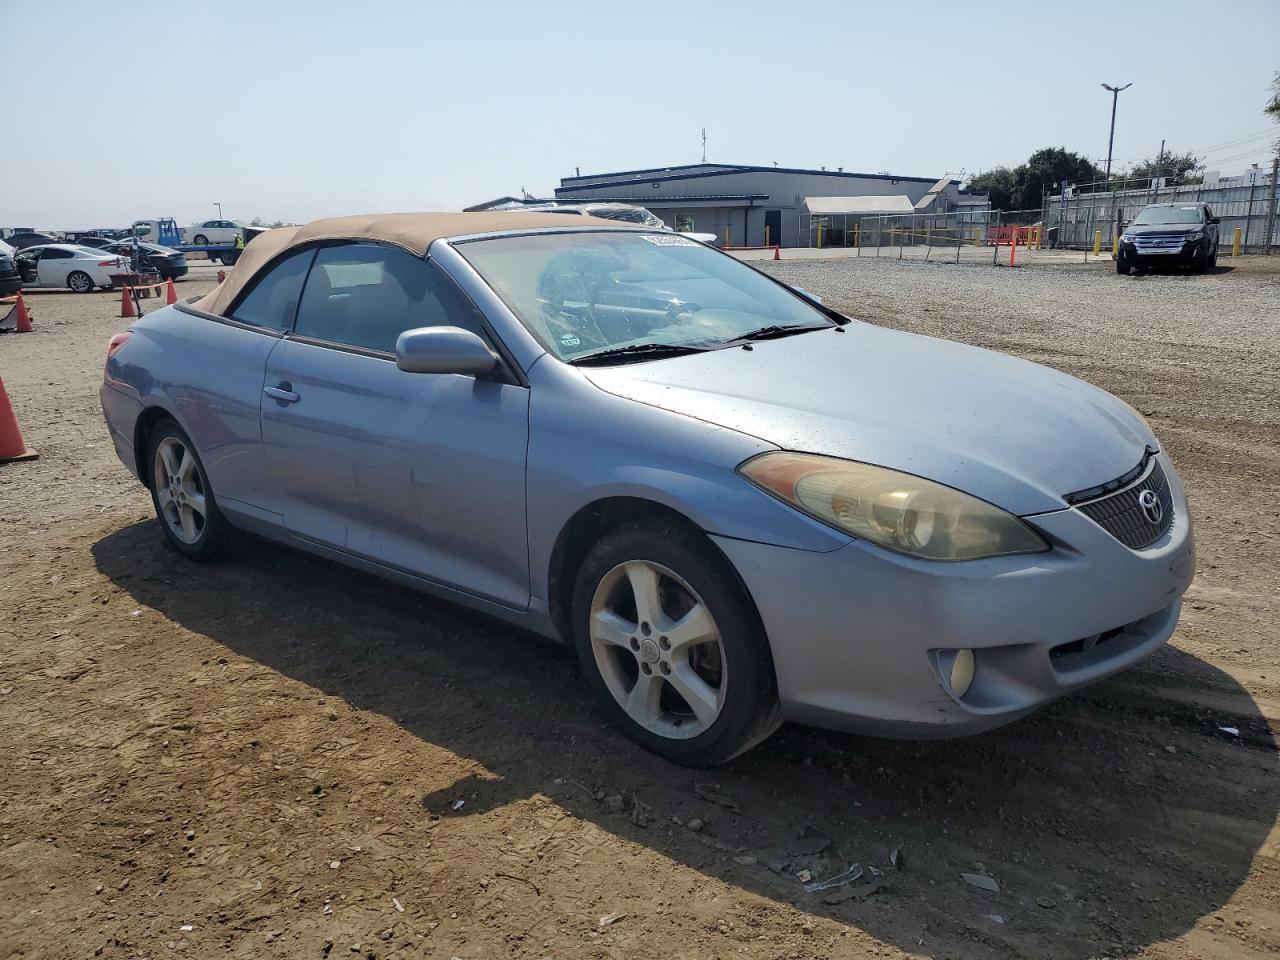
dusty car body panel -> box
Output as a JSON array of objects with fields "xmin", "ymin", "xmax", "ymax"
[{"xmin": 582, "ymin": 323, "xmax": 1156, "ymax": 517}]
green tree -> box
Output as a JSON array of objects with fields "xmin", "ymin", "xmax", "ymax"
[
  {"xmin": 965, "ymin": 166, "xmax": 1018, "ymax": 211},
  {"xmin": 965, "ymin": 148, "xmax": 1101, "ymax": 211},
  {"xmin": 1128, "ymin": 149, "xmax": 1202, "ymax": 183},
  {"xmin": 1017, "ymin": 147, "xmax": 1102, "ymax": 208}
]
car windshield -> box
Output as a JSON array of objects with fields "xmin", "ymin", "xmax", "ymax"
[
  {"xmin": 456, "ymin": 231, "xmax": 833, "ymax": 362},
  {"xmin": 1132, "ymin": 205, "xmax": 1204, "ymax": 226}
]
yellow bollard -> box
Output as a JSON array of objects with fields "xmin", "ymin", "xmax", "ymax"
[
  {"xmin": 854, "ymin": 223, "xmax": 860, "ymax": 249},
  {"xmin": 1093, "ymin": 230, "xmax": 1101, "ymax": 257},
  {"xmin": 1111, "ymin": 233, "xmax": 1119, "ymax": 257},
  {"xmin": 817, "ymin": 224, "xmax": 824, "ymax": 248},
  {"xmin": 723, "ymin": 226, "xmax": 729, "ymax": 248},
  {"xmin": 1233, "ymin": 227, "xmax": 1242, "ymax": 257},
  {"xmin": 764, "ymin": 224, "xmax": 770, "ymax": 248}
]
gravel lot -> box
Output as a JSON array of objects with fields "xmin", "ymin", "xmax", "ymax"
[{"xmin": 1, "ymin": 256, "xmax": 1278, "ymax": 959}]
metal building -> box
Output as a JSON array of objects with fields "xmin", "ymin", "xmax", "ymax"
[{"xmin": 548, "ymin": 163, "xmax": 979, "ymax": 247}]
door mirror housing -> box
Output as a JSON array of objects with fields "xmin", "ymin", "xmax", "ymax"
[
  {"xmin": 1208, "ymin": 216, "xmax": 1220, "ymax": 225},
  {"xmin": 396, "ymin": 326, "xmax": 498, "ymax": 377}
]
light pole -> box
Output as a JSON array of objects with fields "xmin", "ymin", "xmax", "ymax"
[
  {"xmin": 213, "ymin": 202, "xmax": 223, "ymax": 218},
  {"xmin": 1100, "ymin": 83, "xmax": 1132, "ymax": 181}
]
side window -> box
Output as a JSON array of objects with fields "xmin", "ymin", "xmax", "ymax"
[
  {"xmin": 293, "ymin": 244, "xmax": 489, "ymax": 354},
  {"xmin": 43, "ymin": 248, "xmax": 73, "ymax": 260},
  {"xmin": 229, "ymin": 248, "xmax": 315, "ymax": 331}
]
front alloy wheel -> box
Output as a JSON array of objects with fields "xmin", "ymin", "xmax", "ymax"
[
  {"xmin": 572, "ymin": 520, "xmax": 781, "ymax": 766},
  {"xmin": 589, "ymin": 560, "xmax": 727, "ymax": 739}
]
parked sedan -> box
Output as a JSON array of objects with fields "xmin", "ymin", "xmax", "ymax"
[
  {"xmin": 182, "ymin": 219, "xmax": 247, "ymax": 246},
  {"xmin": 100, "ymin": 212, "xmax": 1195, "ymax": 765},
  {"xmin": 103, "ymin": 240, "xmax": 188, "ymax": 280},
  {"xmin": 6, "ymin": 231, "xmax": 60, "ymax": 251},
  {"xmin": 16, "ymin": 244, "xmax": 126, "ymax": 292},
  {"xmin": 0, "ymin": 239, "xmax": 21, "ymax": 296}
]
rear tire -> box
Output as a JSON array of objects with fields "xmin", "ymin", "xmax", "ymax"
[
  {"xmin": 571, "ymin": 519, "xmax": 781, "ymax": 766},
  {"xmin": 146, "ymin": 417, "xmax": 250, "ymax": 562},
  {"xmin": 67, "ymin": 270, "xmax": 94, "ymax": 293},
  {"xmin": 193, "ymin": 234, "xmax": 208, "ymax": 246}
]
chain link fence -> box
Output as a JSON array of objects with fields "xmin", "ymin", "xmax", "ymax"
[
  {"xmin": 1045, "ymin": 169, "xmax": 1279, "ymax": 253},
  {"xmin": 797, "ymin": 209, "xmax": 1048, "ymax": 264}
]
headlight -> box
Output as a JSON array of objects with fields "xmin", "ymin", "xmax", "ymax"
[
  {"xmin": 739, "ymin": 452, "xmax": 1049, "ymax": 561},
  {"xmin": 1184, "ymin": 231, "xmax": 1203, "ymax": 241},
  {"xmin": 1121, "ymin": 233, "xmax": 1135, "ymax": 242}
]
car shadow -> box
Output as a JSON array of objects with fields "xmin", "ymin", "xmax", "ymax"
[{"xmin": 92, "ymin": 520, "xmax": 1277, "ymax": 958}]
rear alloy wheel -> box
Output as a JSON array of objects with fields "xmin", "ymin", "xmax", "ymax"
[
  {"xmin": 67, "ymin": 270, "xmax": 94, "ymax": 293},
  {"xmin": 147, "ymin": 418, "xmax": 249, "ymax": 561},
  {"xmin": 193, "ymin": 234, "xmax": 208, "ymax": 246},
  {"xmin": 572, "ymin": 520, "xmax": 781, "ymax": 766}
]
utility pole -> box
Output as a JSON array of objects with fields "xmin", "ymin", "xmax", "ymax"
[
  {"xmin": 1100, "ymin": 83, "xmax": 1132, "ymax": 180},
  {"xmin": 1158, "ymin": 138, "xmax": 1165, "ymax": 179},
  {"xmin": 1266, "ymin": 157, "xmax": 1278, "ymax": 256},
  {"xmin": 701, "ymin": 128, "xmax": 707, "ymax": 163},
  {"xmin": 214, "ymin": 202, "xmax": 223, "ymax": 218}
]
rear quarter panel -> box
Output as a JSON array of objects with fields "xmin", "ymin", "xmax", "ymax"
[{"xmin": 104, "ymin": 305, "xmax": 280, "ymax": 509}]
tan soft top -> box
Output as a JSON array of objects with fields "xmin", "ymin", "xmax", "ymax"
[{"xmin": 192, "ymin": 210, "xmax": 629, "ymax": 316}]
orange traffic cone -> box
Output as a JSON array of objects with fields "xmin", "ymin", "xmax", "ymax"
[
  {"xmin": 165, "ymin": 278, "xmax": 177, "ymax": 305},
  {"xmin": 14, "ymin": 292, "xmax": 32, "ymax": 333},
  {"xmin": 120, "ymin": 285, "xmax": 136, "ymax": 319},
  {"xmin": 773, "ymin": 245, "xmax": 780, "ymax": 260},
  {"xmin": 216, "ymin": 269, "xmax": 226, "ymax": 283},
  {"xmin": 0, "ymin": 378, "xmax": 38, "ymax": 463}
]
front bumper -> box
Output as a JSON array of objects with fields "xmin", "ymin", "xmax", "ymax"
[
  {"xmin": 1121, "ymin": 238, "xmax": 1208, "ymax": 266},
  {"xmin": 0, "ymin": 275, "xmax": 21, "ymax": 296},
  {"xmin": 713, "ymin": 452, "xmax": 1195, "ymax": 738}
]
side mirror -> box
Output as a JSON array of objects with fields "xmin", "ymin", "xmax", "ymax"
[
  {"xmin": 396, "ymin": 326, "xmax": 498, "ymax": 377},
  {"xmin": 1208, "ymin": 217, "xmax": 1220, "ymax": 225},
  {"xmin": 791, "ymin": 285, "xmax": 823, "ymax": 305}
]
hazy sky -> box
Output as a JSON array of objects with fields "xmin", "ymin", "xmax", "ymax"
[{"xmin": 6, "ymin": 0, "xmax": 1278, "ymax": 228}]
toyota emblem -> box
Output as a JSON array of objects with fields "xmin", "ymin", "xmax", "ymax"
[{"xmin": 1138, "ymin": 489, "xmax": 1164, "ymax": 525}]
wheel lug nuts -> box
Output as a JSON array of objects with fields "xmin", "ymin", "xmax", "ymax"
[
  {"xmin": 659, "ymin": 662, "xmax": 671, "ymax": 675},
  {"xmin": 641, "ymin": 662, "xmax": 652, "ymax": 675},
  {"xmin": 640, "ymin": 622, "xmax": 651, "ymax": 637},
  {"xmin": 659, "ymin": 637, "xmax": 670, "ymax": 651},
  {"xmin": 629, "ymin": 637, "xmax": 640, "ymax": 652}
]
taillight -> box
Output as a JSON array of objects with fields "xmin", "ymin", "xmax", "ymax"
[
  {"xmin": 98, "ymin": 260, "xmax": 118, "ymax": 267},
  {"xmin": 107, "ymin": 332, "xmax": 132, "ymax": 358}
]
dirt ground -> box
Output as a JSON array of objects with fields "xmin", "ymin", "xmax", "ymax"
[{"xmin": 1, "ymin": 257, "xmax": 1278, "ymax": 960}]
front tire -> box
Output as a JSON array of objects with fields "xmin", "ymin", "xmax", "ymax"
[
  {"xmin": 146, "ymin": 418, "xmax": 247, "ymax": 561},
  {"xmin": 1116, "ymin": 253, "xmax": 1130, "ymax": 275},
  {"xmin": 571, "ymin": 519, "xmax": 781, "ymax": 766},
  {"xmin": 67, "ymin": 270, "xmax": 94, "ymax": 293}
]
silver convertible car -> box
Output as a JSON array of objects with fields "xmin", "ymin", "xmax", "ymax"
[{"xmin": 100, "ymin": 212, "xmax": 1195, "ymax": 765}]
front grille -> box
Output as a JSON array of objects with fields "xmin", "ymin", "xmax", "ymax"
[
  {"xmin": 1075, "ymin": 458, "xmax": 1174, "ymax": 549},
  {"xmin": 1131, "ymin": 232, "xmax": 1191, "ymax": 254}
]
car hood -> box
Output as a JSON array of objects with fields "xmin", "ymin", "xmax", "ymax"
[
  {"xmin": 1125, "ymin": 222, "xmax": 1202, "ymax": 235},
  {"xmin": 581, "ymin": 323, "xmax": 1156, "ymax": 516}
]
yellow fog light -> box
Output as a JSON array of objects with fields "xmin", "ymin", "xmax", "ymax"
[{"xmin": 949, "ymin": 648, "xmax": 975, "ymax": 698}]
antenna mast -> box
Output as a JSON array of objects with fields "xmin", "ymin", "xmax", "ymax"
[{"xmin": 701, "ymin": 128, "xmax": 707, "ymax": 163}]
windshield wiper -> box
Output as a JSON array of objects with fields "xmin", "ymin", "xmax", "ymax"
[
  {"xmin": 728, "ymin": 323, "xmax": 833, "ymax": 343},
  {"xmin": 567, "ymin": 342, "xmax": 714, "ymax": 366}
]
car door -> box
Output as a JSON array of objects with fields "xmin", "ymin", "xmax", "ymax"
[
  {"xmin": 259, "ymin": 242, "xmax": 531, "ymax": 608},
  {"xmin": 180, "ymin": 247, "xmax": 317, "ymax": 513},
  {"xmin": 37, "ymin": 247, "xmax": 74, "ymax": 286},
  {"xmin": 14, "ymin": 248, "xmax": 41, "ymax": 285}
]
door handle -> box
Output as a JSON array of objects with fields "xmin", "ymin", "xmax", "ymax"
[{"xmin": 264, "ymin": 385, "xmax": 300, "ymax": 403}]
